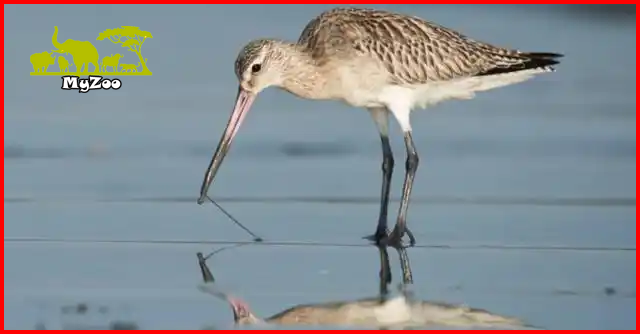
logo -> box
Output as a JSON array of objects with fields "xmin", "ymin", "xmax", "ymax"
[{"xmin": 30, "ymin": 26, "xmax": 153, "ymax": 93}]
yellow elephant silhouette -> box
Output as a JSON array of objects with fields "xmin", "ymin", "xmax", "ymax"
[{"xmin": 52, "ymin": 26, "xmax": 99, "ymax": 73}]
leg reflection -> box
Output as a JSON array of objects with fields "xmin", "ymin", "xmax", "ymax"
[
  {"xmin": 376, "ymin": 245, "xmax": 414, "ymax": 300},
  {"xmin": 377, "ymin": 246, "xmax": 392, "ymax": 299}
]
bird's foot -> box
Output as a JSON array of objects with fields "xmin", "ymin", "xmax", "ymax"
[
  {"xmin": 363, "ymin": 226, "xmax": 416, "ymax": 249},
  {"xmin": 386, "ymin": 225, "xmax": 416, "ymax": 249},
  {"xmin": 362, "ymin": 228, "xmax": 388, "ymax": 245}
]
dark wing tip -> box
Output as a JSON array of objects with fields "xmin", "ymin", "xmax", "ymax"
[
  {"xmin": 521, "ymin": 52, "xmax": 564, "ymax": 59},
  {"xmin": 476, "ymin": 51, "xmax": 563, "ymax": 77}
]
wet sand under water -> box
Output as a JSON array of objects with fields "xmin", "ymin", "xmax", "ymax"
[{"xmin": 5, "ymin": 200, "xmax": 635, "ymax": 330}]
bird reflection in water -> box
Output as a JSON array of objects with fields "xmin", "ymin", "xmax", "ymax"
[{"xmin": 196, "ymin": 246, "xmax": 534, "ymax": 329}]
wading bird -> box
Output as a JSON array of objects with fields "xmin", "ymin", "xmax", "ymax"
[{"xmin": 197, "ymin": 7, "xmax": 562, "ymax": 248}]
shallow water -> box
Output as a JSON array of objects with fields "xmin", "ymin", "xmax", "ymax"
[{"xmin": 4, "ymin": 4, "xmax": 635, "ymax": 330}]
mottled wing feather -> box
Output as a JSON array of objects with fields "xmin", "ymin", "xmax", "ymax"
[{"xmin": 297, "ymin": 7, "xmax": 538, "ymax": 85}]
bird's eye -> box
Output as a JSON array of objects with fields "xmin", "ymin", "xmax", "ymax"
[{"xmin": 251, "ymin": 64, "xmax": 262, "ymax": 73}]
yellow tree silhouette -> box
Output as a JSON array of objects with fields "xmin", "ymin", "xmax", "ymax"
[{"xmin": 97, "ymin": 26, "xmax": 153, "ymax": 75}]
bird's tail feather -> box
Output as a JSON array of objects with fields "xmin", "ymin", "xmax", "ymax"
[{"xmin": 477, "ymin": 51, "xmax": 563, "ymax": 76}]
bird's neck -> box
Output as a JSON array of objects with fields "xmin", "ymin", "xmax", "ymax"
[{"xmin": 275, "ymin": 42, "xmax": 333, "ymax": 101}]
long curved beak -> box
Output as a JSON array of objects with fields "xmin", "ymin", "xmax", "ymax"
[{"xmin": 198, "ymin": 88, "xmax": 256, "ymax": 204}]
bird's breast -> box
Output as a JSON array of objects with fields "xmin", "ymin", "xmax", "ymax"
[{"xmin": 321, "ymin": 57, "xmax": 391, "ymax": 108}]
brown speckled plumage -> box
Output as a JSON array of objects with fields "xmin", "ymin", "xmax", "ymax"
[
  {"xmin": 295, "ymin": 7, "xmax": 561, "ymax": 85},
  {"xmin": 233, "ymin": 7, "xmax": 562, "ymax": 90}
]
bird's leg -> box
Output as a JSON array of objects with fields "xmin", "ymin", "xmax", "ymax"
[
  {"xmin": 374, "ymin": 135, "xmax": 394, "ymax": 240},
  {"xmin": 364, "ymin": 108, "xmax": 395, "ymax": 244},
  {"xmin": 388, "ymin": 131, "xmax": 418, "ymax": 248}
]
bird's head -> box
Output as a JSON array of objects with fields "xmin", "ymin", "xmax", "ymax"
[
  {"xmin": 234, "ymin": 38, "xmax": 288, "ymax": 94},
  {"xmin": 196, "ymin": 38, "xmax": 290, "ymax": 204}
]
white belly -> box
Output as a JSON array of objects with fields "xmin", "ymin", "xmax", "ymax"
[{"xmin": 339, "ymin": 67, "xmax": 552, "ymax": 111}]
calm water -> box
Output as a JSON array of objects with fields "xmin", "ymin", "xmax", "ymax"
[{"xmin": 4, "ymin": 4, "xmax": 635, "ymax": 330}]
